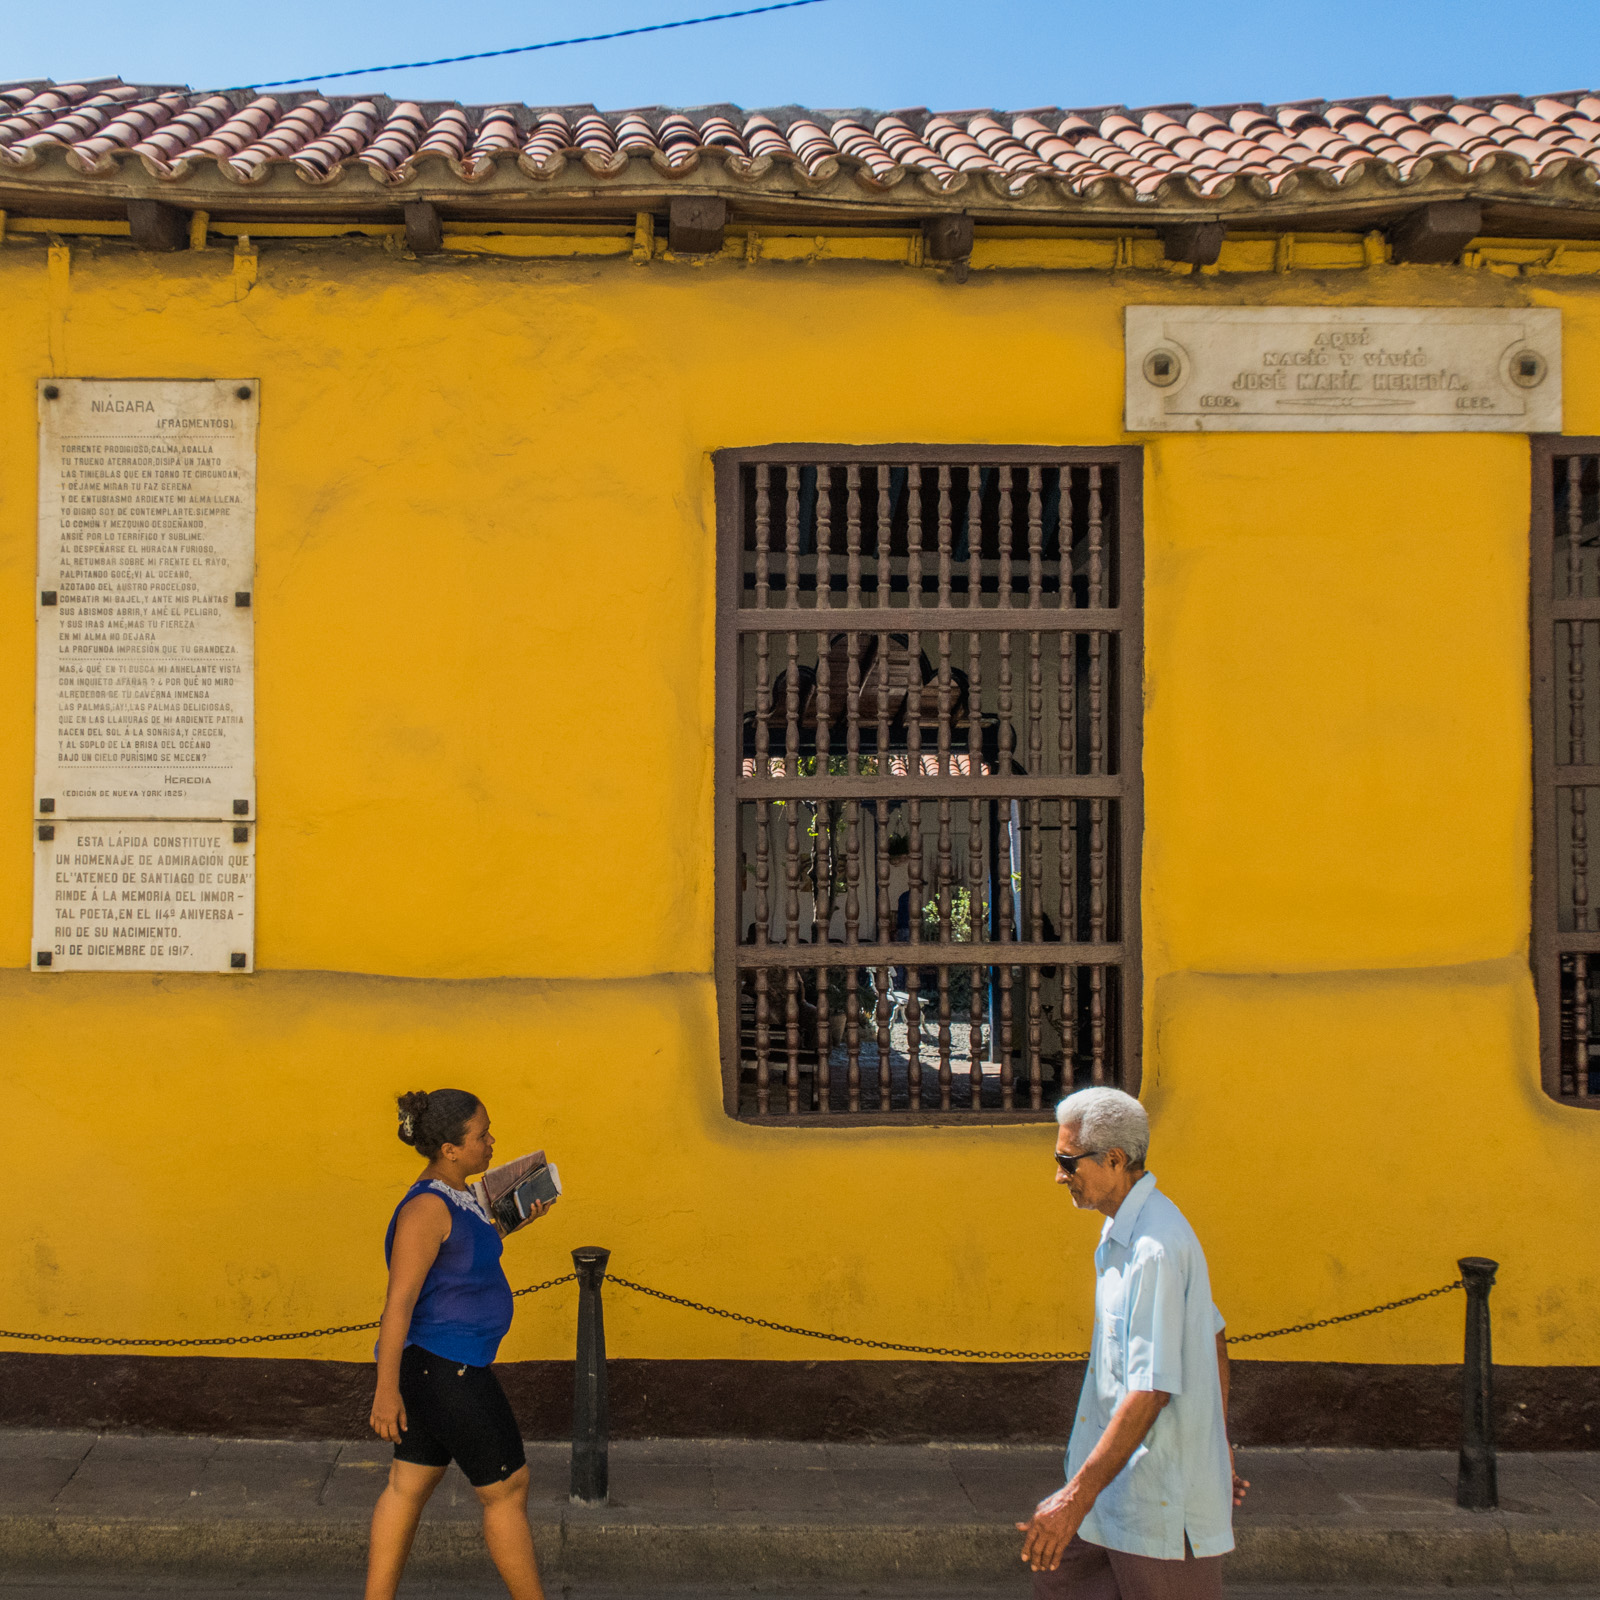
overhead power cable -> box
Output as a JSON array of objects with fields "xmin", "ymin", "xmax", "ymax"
[{"xmin": 234, "ymin": 0, "xmax": 834, "ymax": 92}]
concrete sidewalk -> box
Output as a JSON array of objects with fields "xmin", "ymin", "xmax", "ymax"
[{"xmin": 1, "ymin": 1431, "xmax": 1596, "ymax": 1587}]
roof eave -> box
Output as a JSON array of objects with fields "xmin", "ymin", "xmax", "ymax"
[{"xmin": 5, "ymin": 139, "xmax": 1600, "ymax": 236}]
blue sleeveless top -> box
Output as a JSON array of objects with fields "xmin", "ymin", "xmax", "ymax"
[{"xmin": 384, "ymin": 1179, "xmax": 514, "ymax": 1368}]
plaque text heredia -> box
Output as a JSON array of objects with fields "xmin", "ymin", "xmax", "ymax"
[
  {"xmin": 1125, "ymin": 307, "xmax": 1562, "ymax": 433},
  {"xmin": 35, "ymin": 380, "xmax": 258, "ymax": 822}
]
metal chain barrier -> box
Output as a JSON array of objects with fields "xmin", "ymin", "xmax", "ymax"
[
  {"xmin": 0, "ymin": 1273, "xmax": 577, "ymax": 1350},
  {"xmin": 1222, "ymin": 1278, "xmax": 1463, "ymax": 1347},
  {"xmin": 0, "ymin": 1271, "xmax": 1463, "ymax": 1357},
  {"xmin": 607, "ymin": 1273, "xmax": 1464, "ymax": 1361},
  {"xmin": 607, "ymin": 1274, "xmax": 1088, "ymax": 1359},
  {"xmin": 511, "ymin": 1273, "xmax": 579, "ymax": 1299}
]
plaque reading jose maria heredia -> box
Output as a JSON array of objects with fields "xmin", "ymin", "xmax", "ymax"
[
  {"xmin": 35, "ymin": 379, "xmax": 257, "ymax": 822},
  {"xmin": 33, "ymin": 821, "xmax": 255, "ymax": 973},
  {"xmin": 1125, "ymin": 307, "xmax": 1561, "ymax": 432}
]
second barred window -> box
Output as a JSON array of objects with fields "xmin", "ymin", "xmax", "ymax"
[{"xmin": 715, "ymin": 448, "xmax": 1142, "ymax": 1121}]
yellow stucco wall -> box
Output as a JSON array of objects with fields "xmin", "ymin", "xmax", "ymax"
[{"xmin": 2, "ymin": 238, "xmax": 1597, "ymax": 1369}]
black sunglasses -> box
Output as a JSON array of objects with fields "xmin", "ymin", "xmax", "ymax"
[{"xmin": 1055, "ymin": 1150, "xmax": 1104, "ymax": 1174}]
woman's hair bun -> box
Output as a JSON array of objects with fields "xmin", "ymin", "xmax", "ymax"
[
  {"xmin": 393, "ymin": 1088, "xmax": 479, "ymax": 1160},
  {"xmin": 396, "ymin": 1090, "xmax": 430, "ymax": 1147}
]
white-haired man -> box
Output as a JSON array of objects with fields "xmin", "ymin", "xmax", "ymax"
[{"xmin": 1016, "ymin": 1087, "xmax": 1247, "ymax": 1599}]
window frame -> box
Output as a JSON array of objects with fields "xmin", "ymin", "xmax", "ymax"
[
  {"xmin": 712, "ymin": 444, "xmax": 1144, "ymax": 1124},
  {"xmin": 1531, "ymin": 432, "xmax": 1600, "ymax": 1106}
]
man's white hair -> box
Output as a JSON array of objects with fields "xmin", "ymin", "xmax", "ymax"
[{"xmin": 1055, "ymin": 1086, "xmax": 1149, "ymax": 1166}]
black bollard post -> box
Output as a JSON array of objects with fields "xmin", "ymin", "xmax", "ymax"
[
  {"xmin": 570, "ymin": 1246, "xmax": 611, "ymax": 1505},
  {"xmin": 1456, "ymin": 1256, "xmax": 1499, "ymax": 1510}
]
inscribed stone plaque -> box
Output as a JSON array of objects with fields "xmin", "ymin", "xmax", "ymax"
[
  {"xmin": 32, "ymin": 821, "xmax": 255, "ymax": 973},
  {"xmin": 1125, "ymin": 307, "xmax": 1561, "ymax": 432},
  {"xmin": 35, "ymin": 379, "xmax": 257, "ymax": 820}
]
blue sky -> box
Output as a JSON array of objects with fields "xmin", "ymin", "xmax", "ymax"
[{"xmin": 5, "ymin": 0, "xmax": 1600, "ymax": 113}]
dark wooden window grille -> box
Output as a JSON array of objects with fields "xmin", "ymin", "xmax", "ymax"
[
  {"xmin": 1534, "ymin": 437, "xmax": 1600, "ymax": 1106},
  {"xmin": 714, "ymin": 448, "xmax": 1143, "ymax": 1122}
]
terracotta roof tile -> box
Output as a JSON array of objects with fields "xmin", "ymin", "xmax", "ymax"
[
  {"xmin": 742, "ymin": 112, "xmax": 792, "ymax": 165},
  {"xmin": 416, "ymin": 106, "xmax": 471, "ymax": 166},
  {"xmin": 1274, "ymin": 105, "xmax": 1328, "ymax": 132},
  {"xmin": 829, "ymin": 118, "xmax": 899, "ymax": 184},
  {"xmin": 66, "ymin": 93, "xmax": 187, "ymax": 173},
  {"xmin": 293, "ymin": 101, "xmax": 382, "ymax": 179},
  {"xmin": 873, "ymin": 114, "xmax": 955, "ymax": 185},
  {"xmin": 785, "ymin": 117, "xmax": 839, "ymax": 179},
  {"xmin": 357, "ymin": 102, "xmax": 425, "ymax": 175},
  {"xmin": 223, "ymin": 99, "xmax": 328, "ymax": 179},
  {"xmin": 656, "ymin": 111, "xmax": 702, "ymax": 168},
  {"xmin": 6, "ymin": 79, "xmax": 1600, "ymax": 213},
  {"xmin": 469, "ymin": 107, "xmax": 521, "ymax": 159},
  {"xmin": 696, "ymin": 114, "xmax": 744, "ymax": 151},
  {"xmin": 923, "ymin": 114, "xmax": 998, "ymax": 172},
  {"xmin": 614, "ymin": 112, "xmax": 657, "ymax": 156},
  {"xmin": 519, "ymin": 110, "xmax": 570, "ymax": 176},
  {"xmin": 1228, "ymin": 108, "xmax": 1276, "ymax": 136},
  {"xmin": 570, "ymin": 112, "xmax": 614, "ymax": 155},
  {"xmin": 130, "ymin": 95, "xmax": 233, "ymax": 171}
]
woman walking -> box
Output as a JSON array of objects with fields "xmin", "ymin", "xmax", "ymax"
[{"xmin": 366, "ymin": 1088, "xmax": 555, "ymax": 1600}]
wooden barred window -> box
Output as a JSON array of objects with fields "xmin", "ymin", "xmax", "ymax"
[
  {"xmin": 714, "ymin": 448, "xmax": 1143, "ymax": 1122},
  {"xmin": 1534, "ymin": 438, "xmax": 1600, "ymax": 1105}
]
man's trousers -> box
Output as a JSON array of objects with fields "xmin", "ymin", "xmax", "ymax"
[{"xmin": 1031, "ymin": 1534, "xmax": 1224, "ymax": 1600}]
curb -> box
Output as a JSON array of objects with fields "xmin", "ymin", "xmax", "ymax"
[
  {"xmin": 4, "ymin": 1513, "xmax": 1598, "ymax": 1584},
  {"xmin": 1230, "ymin": 1525, "xmax": 1600, "ymax": 1587}
]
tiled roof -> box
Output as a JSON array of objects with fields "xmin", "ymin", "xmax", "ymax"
[{"xmin": 7, "ymin": 79, "xmax": 1600, "ymax": 222}]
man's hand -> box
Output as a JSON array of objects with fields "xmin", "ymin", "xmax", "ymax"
[
  {"xmin": 1218, "ymin": 1333, "xmax": 1247, "ymax": 1506},
  {"xmin": 1015, "ymin": 1487, "xmax": 1086, "ymax": 1572},
  {"xmin": 1230, "ymin": 1446, "xmax": 1250, "ymax": 1507},
  {"xmin": 1016, "ymin": 1389, "xmax": 1170, "ymax": 1572},
  {"xmin": 369, "ymin": 1385, "xmax": 407, "ymax": 1444}
]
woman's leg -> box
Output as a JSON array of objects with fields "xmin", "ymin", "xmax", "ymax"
[
  {"xmin": 475, "ymin": 1464, "xmax": 545, "ymax": 1600},
  {"xmin": 365, "ymin": 1460, "xmax": 446, "ymax": 1600}
]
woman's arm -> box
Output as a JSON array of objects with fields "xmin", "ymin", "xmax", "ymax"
[{"xmin": 369, "ymin": 1194, "xmax": 451, "ymax": 1443}]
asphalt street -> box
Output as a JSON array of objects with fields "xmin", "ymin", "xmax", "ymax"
[{"xmin": 0, "ymin": 1578, "xmax": 1594, "ymax": 1600}]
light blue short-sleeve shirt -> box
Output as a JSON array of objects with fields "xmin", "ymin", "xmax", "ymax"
[{"xmin": 1065, "ymin": 1172, "xmax": 1234, "ymax": 1560}]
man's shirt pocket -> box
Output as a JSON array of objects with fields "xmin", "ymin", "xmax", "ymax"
[{"xmin": 1096, "ymin": 1311, "xmax": 1128, "ymax": 1396}]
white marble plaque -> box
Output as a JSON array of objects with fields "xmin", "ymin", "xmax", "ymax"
[
  {"xmin": 32, "ymin": 821, "xmax": 255, "ymax": 973},
  {"xmin": 36, "ymin": 379, "xmax": 257, "ymax": 820},
  {"xmin": 1125, "ymin": 307, "xmax": 1561, "ymax": 432}
]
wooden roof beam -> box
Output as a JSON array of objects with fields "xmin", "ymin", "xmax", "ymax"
[
  {"xmin": 922, "ymin": 214, "xmax": 973, "ymax": 262},
  {"xmin": 669, "ymin": 195, "xmax": 727, "ymax": 254},
  {"xmin": 1160, "ymin": 221, "xmax": 1225, "ymax": 265},
  {"xmin": 127, "ymin": 199, "xmax": 188, "ymax": 252},
  {"xmin": 1389, "ymin": 200, "xmax": 1483, "ymax": 264},
  {"xmin": 404, "ymin": 202, "xmax": 443, "ymax": 255}
]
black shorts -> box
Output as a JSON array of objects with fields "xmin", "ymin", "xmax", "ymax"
[{"xmin": 394, "ymin": 1343, "xmax": 526, "ymax": 1487}]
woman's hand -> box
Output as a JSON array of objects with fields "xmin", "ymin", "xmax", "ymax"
[
  {"xmin": 369, "ymin": 1386, "xmax": 407, "ymax": 1444},
  {"xmin": 1230, "ymin": 1446, "xmax": 1250, "ymax": 1506},
  {"xmin": 500, "ymin": 1196, "xmax": 556, "ymax": 1237}
]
